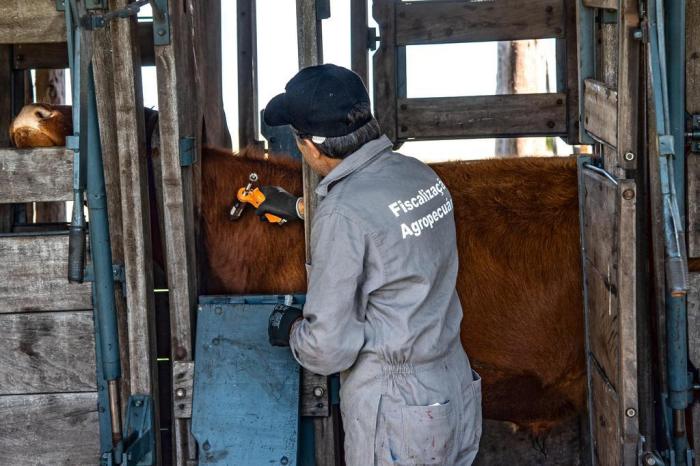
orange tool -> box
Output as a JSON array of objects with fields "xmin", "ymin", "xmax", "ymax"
[{"xmin": 229, "ymin": 173, "xmax": 286, "ymax": 224}]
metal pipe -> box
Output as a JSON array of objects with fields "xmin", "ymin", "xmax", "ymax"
[
  {"xmin": 108, "ymin": 380, "xmax": 123, "ymax": 445},
  {"xmin": 85, "ymin": 55, "xmax": 123, "ymax": 448}
]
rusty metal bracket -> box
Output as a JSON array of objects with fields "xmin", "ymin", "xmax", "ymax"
[
  {"xmin": 173, "ymin": 361, "xmax": 194, "ymax": 419},
  {"xmin": 688, "ymin": 114, "xmax": 700, "ymax": 153}
]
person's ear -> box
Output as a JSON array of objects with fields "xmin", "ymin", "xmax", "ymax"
[{"xmin": 301, "ymin": 138, "xmax": 321, "ymax": 159}]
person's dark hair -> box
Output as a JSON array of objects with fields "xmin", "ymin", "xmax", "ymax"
[{"xmin": 295, "ymin": 102, "xmax": 381, "ymax": 158}]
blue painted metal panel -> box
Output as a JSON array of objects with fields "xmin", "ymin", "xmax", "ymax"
[{"xmin": 192, "ymin": 295, "xmax": 304, "ymax": 465}]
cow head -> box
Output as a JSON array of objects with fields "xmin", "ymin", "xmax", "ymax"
[{"xmin": 9, "ymin": 103, "xmax": 73, "ymax": 148}]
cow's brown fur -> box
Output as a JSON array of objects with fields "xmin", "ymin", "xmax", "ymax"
[{"xmin": 202, "ymin": 146, "xmax": 585, "ymax": 432}]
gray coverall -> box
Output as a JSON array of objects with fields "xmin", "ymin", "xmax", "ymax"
[{"xmin": 290, "ymin": 135, "xmax": 482, "ymax": 465}]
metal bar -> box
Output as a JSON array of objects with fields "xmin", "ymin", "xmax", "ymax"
[{"xmin": 648, "ymin": 0, "xmax": 692, "ymax": 461}]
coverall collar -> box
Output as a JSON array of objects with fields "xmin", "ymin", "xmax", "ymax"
[{"xmin": 315, "ymin": 135, "xmax": 393, "ymax": 197}]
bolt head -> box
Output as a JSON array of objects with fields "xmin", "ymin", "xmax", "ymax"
[
  {"xmin": 624, "ymin": 152, "xmax": 635, "ymax": 161},
  {"xmin": 313, "ymin": 386, "xmax": 325, "ymax": 398},
  {"xmin": 625, "ymin": 407, "xmax": 636, "ymax": 417},
  {"xmin": 622, "ymin": 189, "xmax": 635, "ymax": 200},
  {"xmin": 158, "ymin": 28, "xmax": 166, "ymax": 36},
  {"xmin": 280, "ymin": 456, "xmax": 289, "ymax": 465},
  {"xmin": 176, "ymin": 388, "xmax": 186, "ymax": 398}
]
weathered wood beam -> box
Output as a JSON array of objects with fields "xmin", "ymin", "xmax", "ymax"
[
  {"xmin": 395, "ymin": 0, "xmax": 565, "ymax": 46},
  {"xmin": 0, "ymin": 311, "xmax": 96, "ymax": 394},
  {"xmin": 237, "ymin": 0, "xmax": 259, "ymax": 148},
  {"xmin": 0, "ymin": 392, "xmax": 99, "ymax": 465},
  {"xmin": 372, "ymin": 0, "xmax": 398, "ymax": 144},
  {"xmin": 396, "ymin": 93, "xmax": 568, "ymax": 140},
  {"xmin": 583, "ymin": 0, "xmax": 617, "ymax": 9},
  {"xmin": 108, "ymin": 1, "xmax": 160, "ymax": 460},
  {"xmin": 0, "ymin": 0, "xmax": 66, "ymax": 45},
  {"xmin": 609, "ymin": 0, "xmax": 640, "ymax": 177},
  {"xmin": 92, "ymin": 18, "xmax": 133, "ymax": 424},
  {"xmin": 0, "ymin": 150, "xmax": 71, "ymax": 204},
  {"xmin": 350, "ymin": 0, "xmax": 369, "ymax": 87},
  {"xmin": 0, "ymin": 235, "xmax": 92, "ymax": 313},
  {"xmin": 154, "ymin": 0, "xmax": 199, "ymax": 463},
  {"xmin": 583, "ymin": 79, "xmax": 618, "ymax": 147},
  {"xmin": 13, "ymin": 22, "xmax": 155, "ymax": 71}
]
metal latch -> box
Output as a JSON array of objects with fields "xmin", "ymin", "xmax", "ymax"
[
  {"xmin": 179, "ymin": 137, "xmax": 197, "ymax": 167},
  {"xmin": 688, "ymin": 114, "xmax": 700, "ymax": 153},
  {"xmin": 368, "ymin": 27, "xmax": 379, "ymax": 51}
]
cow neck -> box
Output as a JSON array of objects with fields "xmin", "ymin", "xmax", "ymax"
[{"xmin": 315, "ymin": 135, "xmax": 393, "ymax": 197}]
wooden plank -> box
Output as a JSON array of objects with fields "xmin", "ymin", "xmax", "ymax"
[
  {"xmin": 155, "ymin": 0, "xmax": 199, "ymax": 463},
  {"xmin": 600, "ymin": 23, "xmax": 618, "ymax": 88},
  {"xmin": 396, "ymin": 93, "xmax": 567, "ymax": 140},
  {"xmin": 0, "ymin": 392, "xmax": 99, "ymax": 465},
  {"xmin": 350, "ymin": 0, "xmax": 369, "ymax": 87},
  {"xmin": 395, "ymin": 0, "xmax": 565, "ymax": 45},
  {"xmin": 585, "ymin": 261, "xmax": 620, "ymax": 390},
  {"xmin": 0, "ymin": 235, "xmax": 92, "ymax": 313},
  {"xmin": 582, "ymin": 169, "xmax": 617, "ymax": 286},
  {"xmin": 609, "ymin": 0, "xmax": 640, "ymax": 176},
  {"xmin": 583, "ymin": 0, "xmax": 617, "ymax": 9},
  {"xmin": 0, "ymin": 311, "xmax": 95, "ymax": 394},
  {"xmin": 0, "ymin": 148, "xmax": 72, "ymax": 203},
  {"xmin": 0, "ymin": 45, "xmax": 14, "ymax": 232},
  {"xmin": 0, "ymin": 0, "xmax": 66, "ymax": 44},
  {"xmin": 590, "ymin": 366, "xmax": 622, "ymax": 466},
  {"xmin": 373, "ymin": 0, "xmax": 398, "ymax": 144},
  {"xmin": 583, "ymin": 79, "xmax": 618, "ymax": 147},
  {"xmin": 12, "ymin": 22, "xmax": 155, "ymax": 71},
  {"xmin": 616, "ymin": 179, "xmax": 638, "ymax": 466},
  {"xmin": 563, "ymin": 0, "xmax": 581, "ymax": 144},
  {"xmin": 237, "ymin": 0, "xmax": 260, "ymax": 148},
  {"xmin": 111, "ymin": 0, "xmax": 158, "ymax": 396}
]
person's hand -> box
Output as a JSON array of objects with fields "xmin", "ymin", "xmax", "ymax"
[
  {"xmin": 268, "ymin": 304, "xmax": 303, "ymax": 346},
  {"xmin": 255, "ymin": 186, "xmax": 304, "ymax": 222}
]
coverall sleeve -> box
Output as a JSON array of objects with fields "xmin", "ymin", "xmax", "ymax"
[{"xmin": 289, "ymin": 210, "xmax": 368, "ymax": 375}]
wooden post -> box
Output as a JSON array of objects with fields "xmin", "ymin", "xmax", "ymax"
[
  {"xmin": 237, "ymin": 0, "xmax": 259, "ymax": 149},
  {"xmin": 296, "ymin": 1, "xmax": 342, "ymax": 464},
  {"xmin": 0, "ymin": 45, "xmax": 13, "ymax": 232},
  {"xmin": 33, "ymin": 69, "xmax": 68, "ymax": 223},
  {"xmin": 350, "ymin": 0, "xmax": 369, "ymax": 87},
  {"xmin": 107, "ymin": 1, "xmax": 161, "ymax": 462},
  {"xmin": 154, "ymin": 0, "xmax": 199, "ymax": 463},
  {"xmin": 92, "ymin": 23, "xmax": 132, "ymax": 424},
  {"xmin": 610, "ymin": 0, "xmax": 641, "ymax": 177}
]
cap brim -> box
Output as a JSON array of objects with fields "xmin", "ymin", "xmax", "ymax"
[{"xmin": 263, "ymin": 93, "xmax": 291, "ymax": 127}]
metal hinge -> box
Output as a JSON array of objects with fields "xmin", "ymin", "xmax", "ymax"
[
  {"xmin": 179, "ymin": 137, "xmax": 197, "ymax": 167},
  {"xmin": 688, "ymin": 114, "xmax": 700, "ymax": 153},
  {"xmin": 368, "ymin": 27, "xmax": 379, "ymax": 51}
]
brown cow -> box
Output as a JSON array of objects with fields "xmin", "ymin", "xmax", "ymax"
[
  {"xmin": 200, "ymin": 145, "xmax": 585, "ymax": 433},
  {"xmin": 12, "ymin": 104, "xmax": 587, "ymax": 434}
]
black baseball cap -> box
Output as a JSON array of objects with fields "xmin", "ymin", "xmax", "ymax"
[{"xmin": 264, "ymin": 64, "xmax": 372, "ymax": 138}]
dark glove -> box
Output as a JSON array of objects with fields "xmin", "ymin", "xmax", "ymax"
[
  {"xmin": 268, "ymin": 304, "xmax": 303, "ymax": 346},
  {"xmin": 255, "ymin": 186, "xmax": 302, "ymax": 222}
]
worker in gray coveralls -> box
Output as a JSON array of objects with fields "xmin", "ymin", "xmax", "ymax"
[{"xmin": 259, "ymin": 64, "xmax": 482, "ymax": 466}]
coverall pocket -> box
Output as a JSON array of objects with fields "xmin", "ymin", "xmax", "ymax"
[
  {"xmin": 401, "ymin": 401, "xmax": 456, "ymax": 464},
  {"xmin": 467, "ymin": 369, "xmax": 483, "ymax": 444}
]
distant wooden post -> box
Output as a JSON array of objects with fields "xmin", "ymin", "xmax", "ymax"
[
  {"xmin": 237, "ymin": 0, "xmax": 259, "ymax": 149},
  {"xmin": 350, "ymin": 0, "xmax": 369, "ymax": 87},
  {"xmin": 34, "ymin": 69, "xmax": 68, "ymax": 223}
]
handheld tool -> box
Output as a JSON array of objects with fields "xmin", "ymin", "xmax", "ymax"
[{"xmin": 229, "ymin": 173, "xmax": 286, "ymax": 224}]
